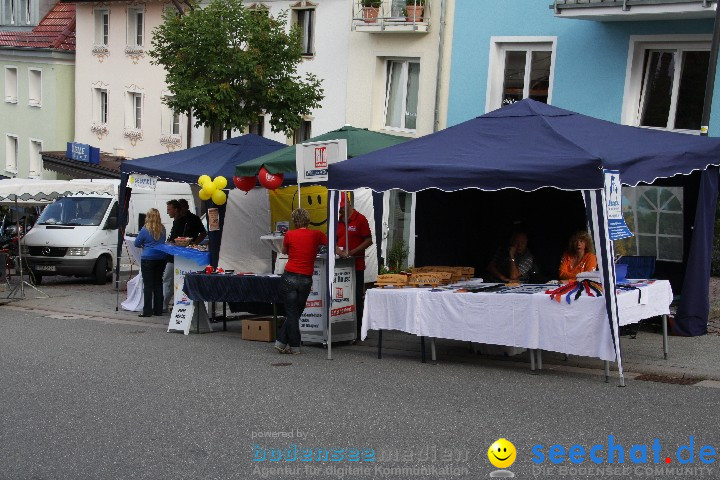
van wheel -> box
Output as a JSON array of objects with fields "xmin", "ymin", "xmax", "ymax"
[{"xmin": 93, "ymin": 257, "xmax": 109, "ymax": 285}]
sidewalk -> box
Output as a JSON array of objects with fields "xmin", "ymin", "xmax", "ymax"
[{"xmin": 2, "ymin": 275, "xmax": 719, "ymax": 383}]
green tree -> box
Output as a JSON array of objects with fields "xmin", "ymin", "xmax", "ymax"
[{"xmin": 149, "ymin": 0, "xmax": 324, "ymax": 142}]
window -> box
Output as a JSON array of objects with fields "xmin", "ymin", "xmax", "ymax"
[
  {"xmin": 5, "ymin": 134, "xmax": 18, "ymax": 173},
  {"xmin": 28, "ymin": 68, "xmax": 41, "ymax": 106},
  {"xmin": 487, "ymin": 38, "xmax": 555, "ymax": 111},
  {"xmin": 93, "ymin": 88, "xmax": 108, "ymax": 124},
  {"xmin": 4, "ymin": 66, "xmax": 17, "ymax": 103},
  {"xmin": 615, "ymin": 186, "xmax": 684, "ymax": 262},
  {"xmin": 161, "ymin": 96, "xmax": 181, "ymax": 135},
  {"xmin": 638, "ymin": 48, "xmax": 708, "ymax": 132},
  {"xmin": 294, "ymin": 9, "xmax": 314, "ymax": 56},
  {"xmin": 293, "ymin": 120, "xmax": 311, "ymax": 144},
  {"xmin": 29, "ymin": 139, "xmax": 42, "ymax": 177},
  {"xmin": 127, "ymin": 7, "xmax": 144, "ymax": 47},
  {"xmin": 384, "ymin": 190, "xmax": 415, "ymax": 269},
  {"xmin": 248, "ymin": 115, "xmax": 264, "ymax": 137},
  {"xmin": 95, "ymin": 9, "xmax": 109, "ymax": 45},
  {"xmin": 384, "ymin": 59, "xmax": 420, "ymax": 131},
  {"xmin": 126, "ymin": 92, "xmax": 142, "ymax": 129}
]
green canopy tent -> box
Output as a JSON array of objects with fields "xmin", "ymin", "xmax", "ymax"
[{"xmin": 234, "ymin": 125, "xmax": 410, "ymax": 178}]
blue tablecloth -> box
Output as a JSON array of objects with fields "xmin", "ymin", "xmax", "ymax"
[{"xmin": 150, "ymin": 243, "xmax": 210, "ymax": 266}]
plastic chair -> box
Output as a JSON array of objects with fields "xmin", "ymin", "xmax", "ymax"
[{"xmin": 616, "ymin": 256, "xmax": 656, "ymax": 279}]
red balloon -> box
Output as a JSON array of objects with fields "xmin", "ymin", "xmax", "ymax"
[
  {"xmin": 233, "ymin": 175, "xmax": 256, "ymax": 193},
  {"xmin": 258, "ymin": 166, "xmax": 283, "ymax": 190}
]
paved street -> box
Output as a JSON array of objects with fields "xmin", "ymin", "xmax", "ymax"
[{"xmin": 1, "ymin": 280, "xmax": 719, "ymax": 480}]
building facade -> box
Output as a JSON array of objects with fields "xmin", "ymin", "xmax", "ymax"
[
  {"xmin": 73, "ymin": 0, "xmax": 189, "ymax": 159},
  {"xmin": 0, "ymin": 1, "xmax": 75, "ymax": 179}
]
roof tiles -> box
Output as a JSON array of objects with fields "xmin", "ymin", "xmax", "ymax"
[{"xmin": 0, "ymin": 3, "xmax": 75, "ymax": 51}]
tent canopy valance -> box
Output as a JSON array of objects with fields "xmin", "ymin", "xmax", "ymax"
[
  {"xmin": 327, "ymin": 100, "xmax": 720, "ymax": 193},
  {"xmin": 121, "ymin": 134, "xmax": 285, "ymax": 185},
  {"xmin": 0, "ymin": 179, "xmax": 117, "ymax": 205},
  {"xmin": 234, "ymin": 125, "xmax": 411, "ymax": 179}
]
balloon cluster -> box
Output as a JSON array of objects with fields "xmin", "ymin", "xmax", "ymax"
[
  {"xmin": 232, "ymin": 166, "xmax": 284, "ymax": 194},
  {"xmin": 197, "ymin": 175, "xmax": 228, "ymax": 205}
]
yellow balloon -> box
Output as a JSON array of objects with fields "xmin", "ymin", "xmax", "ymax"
[
  {"xmin": 198, "ymin": 174, "xmax": 211, "ymax": 187},
  {"xmin": 212, "ymin": 189, "xmax": 227, "ymax": 205},
  {"xmin": 198, "ymin": 189, "xmax": 212, "ymax": 201},
  {"xmin": 202, "ymin": 182, "xmax": 216, "ymax": 196},
  {"xmin": 213, "ymin": 176, "xmax": 228, "ymax": 190}
]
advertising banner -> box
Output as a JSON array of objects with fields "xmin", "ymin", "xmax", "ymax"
[
  {"xmin": 295, "ymin": 140, "xmax": 347, "ymax": 183},
  {"xmin": 604, "ymin": 169, "xmax": 633, "ymax": 241}
]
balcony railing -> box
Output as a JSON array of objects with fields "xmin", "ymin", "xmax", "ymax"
[
  {"xmin": 352, "ymin": 0, "xmax": 430, "ymax": 33},
  {"xmin": 551, "ymin": 0, "xmax": 716, "ymax": 20}
]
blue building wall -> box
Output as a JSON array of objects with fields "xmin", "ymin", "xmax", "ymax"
[{"xmin": 448, "ymin": 0, "xmax": 719, "ymax": 134}]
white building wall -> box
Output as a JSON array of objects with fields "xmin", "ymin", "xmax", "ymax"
[
  {"xmin": 345, "ymin": 0, "xmax": 452, "ymax": 137},
  {"xmin": 259, "ymin": 0, "xmax": 351, "ymax": 145},
  {"xmin": 74, "ymin": 1, "xmax": 187, "ymax": 158}
]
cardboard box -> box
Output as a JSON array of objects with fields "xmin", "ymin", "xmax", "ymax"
[{"xmin": 242, "ymin": 318, "xmax": 275, "ymax": 342}]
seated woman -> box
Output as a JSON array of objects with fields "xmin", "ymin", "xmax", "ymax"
[
  {"xmin": 487, "ymin": 232, "xmax": 536, "ymax": 283},
  {"xmin": 558, "ymin": 230, "xmax": 598, "ymax": 281}
]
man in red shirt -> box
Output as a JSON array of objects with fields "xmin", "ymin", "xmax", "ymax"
[{"xmin": 336, "ymin": 194, "xmax": 373, "ymax": 339}]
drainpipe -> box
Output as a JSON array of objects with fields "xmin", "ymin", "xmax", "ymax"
[
  {"xmin": 432, "ymin": 0, "xmax": 447, "ymax": 133},
  {"xmin": 700, "ymin": 0, "xmax": 720, "ymax": 136}
]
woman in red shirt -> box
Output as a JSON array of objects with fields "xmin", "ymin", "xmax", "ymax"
[
  {"xmin": 275, "ymin": 208, "xmax": 327, "ymax": 354},
  {"xmin": 558, "ymin": 230, "xmax": 598, "ymax": 281}
]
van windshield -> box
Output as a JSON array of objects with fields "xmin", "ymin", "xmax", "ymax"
[{"xmin": 37, "ymin": 197, "xmax": 112, "ymax": 226}]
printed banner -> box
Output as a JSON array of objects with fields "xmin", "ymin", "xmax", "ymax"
[
  {"xmin": 604, "ymin": 170, "xmax": 633, "ymax": 241},
  {"xmin": 128, "ymin": 174, "xmax": 158, "ymax": 191},
  {"xmin": 300, "ymin": 265, "xmax": 325, "ymax": 333}
]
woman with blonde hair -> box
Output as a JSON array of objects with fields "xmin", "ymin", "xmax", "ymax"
[
  {"xmin": 558, "ymin": 230, "xmax": 598, "ymax": 281},
  {"xmin": 134, "ymin": 208, "xmax": 167, "ymax": 317},
  {"xmin": 275, "ymin": 208, "xmax": 327, "ymax": 354}
]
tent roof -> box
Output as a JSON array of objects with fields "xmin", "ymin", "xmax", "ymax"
[
  {"xmin": 234, "ymin": 125, "xmax": 411, "ymax": 178},
  {"xmin": 327, "ymin": 100, "xmax": 720, "ymax": 192},
  {"xmin": 0, "ymin": 179, "xmax": 117, "ymax": 205},
  {"xmin": 121, "ymin": 134, "xmax": 285, "ymax": 185}
]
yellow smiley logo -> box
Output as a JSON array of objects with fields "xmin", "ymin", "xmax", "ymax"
[{"xmin": 488, "ymin": 438, "xmax": 516, "ymax": 469}]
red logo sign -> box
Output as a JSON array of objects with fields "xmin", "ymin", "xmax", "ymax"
[
  {"xmin": 331, "ymin": 305, "xmax": 356, "ymax": 317},
  {"xmin": 314, "ymin": 146, "xmax": 328, "ymax": 168},
  {"xmin": 335, "ymin": 287, "xmax": 344, "ymax": 299}
]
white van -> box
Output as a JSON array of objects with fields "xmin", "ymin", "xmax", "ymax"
[{"xmin": 21, "ymin": 180, "xmax": 195, "ymax": 285}]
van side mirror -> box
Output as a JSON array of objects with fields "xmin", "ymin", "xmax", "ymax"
[{"xmin": 105, "ymin": 217, "xmax": 118, "ymax": 230}]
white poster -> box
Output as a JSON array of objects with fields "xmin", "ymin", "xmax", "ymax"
[
  {"xmin": 299, "ymin": 264, "xmax": 324, "ymax": 333},
  {"xmin": 295, "ymin": 139, "xmax": 347, "ymax": 183},
  {"xmin": 168, "ymin": 255, "xmax": 209, "ymax": 334},
  {"xmin": 330, "ymin": 265, "xmax": 354, "ymax": 324}
]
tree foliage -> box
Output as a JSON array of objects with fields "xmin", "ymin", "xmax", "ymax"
[{"xmin": 149, "ymin": 0, "xmax": 324, "ymax": 140}]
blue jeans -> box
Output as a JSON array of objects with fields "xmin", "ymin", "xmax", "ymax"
[
  {"xmin": 141, "ymin": 258, "xmax": 167, "ymax": 315},
  {"xmin": 278, "ymin": 271, "xmax": 313, "ymax": 348}
]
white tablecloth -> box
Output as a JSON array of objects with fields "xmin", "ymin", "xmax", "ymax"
[{"xmin": 361, "ymin": 280, "xmax": 672, "ymax": 362}]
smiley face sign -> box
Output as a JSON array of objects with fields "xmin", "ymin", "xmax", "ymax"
[
  {"xmin": 269, "ymin": 185, "xmax": 328, "ymax": 234},
  {"xmin": 488, "ymin": 438, "xmax": 516, "ymax": 469}
]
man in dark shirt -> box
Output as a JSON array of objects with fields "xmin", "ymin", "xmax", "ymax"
[{"xmin": 178, "ymin": 198, "xmax": 207, "ymax": 244}]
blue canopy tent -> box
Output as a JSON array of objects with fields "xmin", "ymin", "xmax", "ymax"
[
  {"xmin": 115, "ymin": 134, "xmax": 286, "ymax": 295},
  {"xmin": 327, "ymin": 100, "xmax": 720, "ymax": 380}
]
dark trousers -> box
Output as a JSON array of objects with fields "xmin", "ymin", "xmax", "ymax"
[
  {"xmin": 278, "ymin": 271, "xmax": 313, "ymax": 348},
  {"xmin": 141, "ymin": 258, "xmax": 167, "ymax": 316},
  {"xmin": 356, "ymin": 269, "xmax": 365, "ymax": 338}
]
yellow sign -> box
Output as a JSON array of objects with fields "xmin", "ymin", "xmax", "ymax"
[{"xmin": 269, "ymin": 185, "xmax": 328, "ymax": 234}]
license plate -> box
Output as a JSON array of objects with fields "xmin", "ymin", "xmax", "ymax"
[{"xmin": 36, "ymin": 265, "xmax": 56, "ymax": 271}]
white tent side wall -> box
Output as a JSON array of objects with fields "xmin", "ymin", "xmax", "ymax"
[{"xmin": 219, "ymin": 188, "xmax": 272, "ymax": 273}]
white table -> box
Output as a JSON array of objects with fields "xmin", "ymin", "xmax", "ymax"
[{"xmin": 362, "ymin": 280, "xmax": 672, "ymax": 364}]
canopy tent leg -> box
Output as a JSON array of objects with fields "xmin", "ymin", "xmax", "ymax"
[
  {"xmin": 662, "ymin": 314, "xmax": 669, "ymax": 359},
  {"xmin": 584, "ymin": 189, "xmax": 625, "ymax": 387},
  {"xmin": 326, "ymin": 190, "xmax": 337, "ymax": 361}
]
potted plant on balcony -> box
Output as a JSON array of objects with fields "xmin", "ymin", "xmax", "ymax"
[
  {"xmin": 404, "ymin": 0, "xmax": 424, "ymax": 22},
  {"xmin": 361, "ymin": 0, "xmax": 382, "ymax": 23}
]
